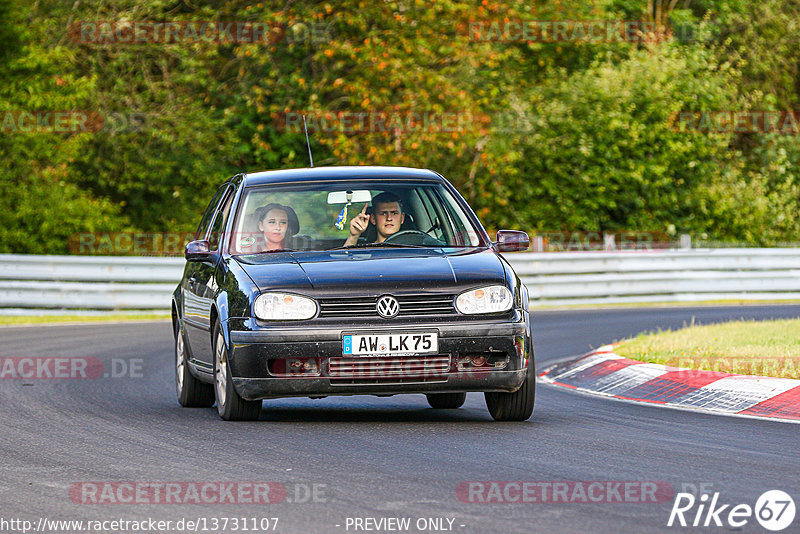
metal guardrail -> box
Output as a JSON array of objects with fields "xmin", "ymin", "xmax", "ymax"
[
  {"xmin": 0, "ymin": 249, "xmax": 798, "ymax": 312},
  {"xmin": 510, "ymin": 248, "xmax": 800, "ymax": 306},
  {"xmin": 0, "ymin": 255, "xmax": 184, "ymax": 311}
]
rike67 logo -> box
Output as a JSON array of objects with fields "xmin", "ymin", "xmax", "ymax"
[{"xmin": 668, "ymin": 489, "xmax": 795, "ymax": 531}]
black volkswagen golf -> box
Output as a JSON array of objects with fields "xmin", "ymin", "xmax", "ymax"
[{"xmin": 172, "ymin": 166, "xmax": 534, "ymax": 421}]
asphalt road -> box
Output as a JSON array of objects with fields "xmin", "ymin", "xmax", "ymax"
[{"xmin": 1, "ymin": 305, "xmax": 799, "ymax": 534}]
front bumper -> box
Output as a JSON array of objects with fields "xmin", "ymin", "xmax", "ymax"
[{"xmin": 226, "ymin": 316, "xmax": 531, "ymax": 401}]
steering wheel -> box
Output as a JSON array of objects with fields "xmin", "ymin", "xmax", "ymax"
[{"xmin": 384, "ymin": 230, "xmax": 444, "ymax": 246}]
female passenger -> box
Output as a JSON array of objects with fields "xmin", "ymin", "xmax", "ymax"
[{"xmin": 254, "ymin": 203, "xmax": 299, "ymax": 251}]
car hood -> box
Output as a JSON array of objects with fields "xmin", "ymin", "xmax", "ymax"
[{"xmin": 234, "ymin": 247, "xmax": 507, "ymax": 293}]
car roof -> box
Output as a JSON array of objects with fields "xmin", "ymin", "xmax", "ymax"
[{"xmin": 242, "ymin": 166, "xmax": 444, "ymax": 186}]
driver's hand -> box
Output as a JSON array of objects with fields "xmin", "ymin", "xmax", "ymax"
[{"xmin": 349, "ymin": 204, "xmax": 370, "ymax": 237}]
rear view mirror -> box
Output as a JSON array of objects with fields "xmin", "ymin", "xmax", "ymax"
[
  {"xmin": 495, "ymin": 230, "xmax": 530, "ymax": 252},
  {"xmin": 327, "ymin": 190, "xmax": 372, "ymax": 204}
]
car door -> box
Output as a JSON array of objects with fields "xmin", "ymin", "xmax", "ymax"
[{"xmin": 183, "ymin": 183, "xmax": 233, "ymax": 371}]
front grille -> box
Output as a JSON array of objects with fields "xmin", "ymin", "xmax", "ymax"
[
  {"xmin": 328, "ymin": 355, "xmax": 451, "ymax": 382},
  {"xmin": 318, "ymin": 294, "xmax": 456, "ymax": 318},
  {"xmin": 330, "ymin": 376, "xmax": 448, "ymax": 385}
]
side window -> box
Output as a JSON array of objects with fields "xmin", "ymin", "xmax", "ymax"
[
  {"xmin": 194, "ymin": 184, "xmax": 228, "ymax": 240},
  {"xmin": 417, "ymin": 189, "xmax": 446, "ymax": 241},
  {"xmin": 436, "ymin": 187, "xmax": 481, "ymax": 246},
  {"xmin": 208, "ymin": 187, "xmax": 235, "ymax": 250}
]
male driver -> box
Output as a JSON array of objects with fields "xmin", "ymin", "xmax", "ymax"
[{"xmin": 344, "ymin": 191, "xmax": 405, "ymax": 246}]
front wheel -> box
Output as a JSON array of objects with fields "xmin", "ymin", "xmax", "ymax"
[
  {"xmin": 175, "ymin": 320, "xmax": 214, "ymax": 407},
  {"xmin": 213, "ymin": 321, "xmax": 261, "ymax": 421},
  {"xmin": 426, "ymin": 392, "xmax": 467, "ymax": 409},
  {"xmin": 484, "ymin": 362, "xmax": 535, "ymax": 421}
]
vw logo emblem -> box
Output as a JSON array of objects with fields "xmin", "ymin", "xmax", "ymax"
[{"xmin": 376, "ymin": 295, "xmax": 399, "ymax": 318}]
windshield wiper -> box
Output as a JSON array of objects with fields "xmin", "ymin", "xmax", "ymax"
[
  {"xmin": 327, "ymin": 242, "xmax": 427, "ymax": 251},
  {"xmin": 251, "ymin": 248, "xmax": 296, "ymax": 254}
]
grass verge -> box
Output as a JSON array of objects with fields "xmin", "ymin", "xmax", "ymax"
[
  {"xmin": 0, "ymin": 313, "xmax": 170, "ymax": 326},
  {"xmin": 531, "ymin": 299, "xmax": 800, "ymax": 310},
  {"xmin": 614, "ymin": 318, "xmax": 800, "ymax": 379}
]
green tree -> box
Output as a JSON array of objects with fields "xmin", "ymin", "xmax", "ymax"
[
  {"xmin": 485, "ymin": 42, "xmax": 747, "ymax": 238},
  {"xmin": 0, "ymin": 0, "xmax": 124, "ymax": 254},
  {"xmin": 2, "ymin": 0, "xmax": 800, "ymax": 253}
]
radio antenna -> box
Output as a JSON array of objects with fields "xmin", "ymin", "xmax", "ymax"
[{"xmin": 303, "ymin": 115, "xmax": 314, "ymax": 168}]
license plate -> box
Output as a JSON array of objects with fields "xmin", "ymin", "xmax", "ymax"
[{"xmin": 342, "ymin": 333, "xmax": 438, "ymax": 357}]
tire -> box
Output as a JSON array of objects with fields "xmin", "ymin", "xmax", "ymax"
[
  {"xmin": 174, "ymin": 320, "xmax": 214, "ymax": 407},
  {"xmin": 484, "ymin": 361, "xmax": 535, "ymax": 421},
  {"xmin": 426, "ymin": 392, "xmax": 467, "ymax": 409},
  {"xmin": 213, "ymin": 321, "xmax": 261, "ymax": 421}
]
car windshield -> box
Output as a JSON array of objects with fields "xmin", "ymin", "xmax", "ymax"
[{"xmin": 228, "ymin": 180, "xmax": 485, "ymax": 254}]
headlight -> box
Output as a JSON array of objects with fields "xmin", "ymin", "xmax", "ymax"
[
  {"xmin": 253, "ymin": 292, "xmax": 317, "ymax": 320},
  {"xmin": 455, "ymin": 285, "xmax": 513, "ymax": 314}
]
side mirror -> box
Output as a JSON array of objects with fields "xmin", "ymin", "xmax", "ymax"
[
  {"xmin": 495, "ymin": 230, "xmax": 530, "ymax": 252},
  {"xmin": 184, "ymin": 239, "xmax": 214, "ymax": 262}
]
